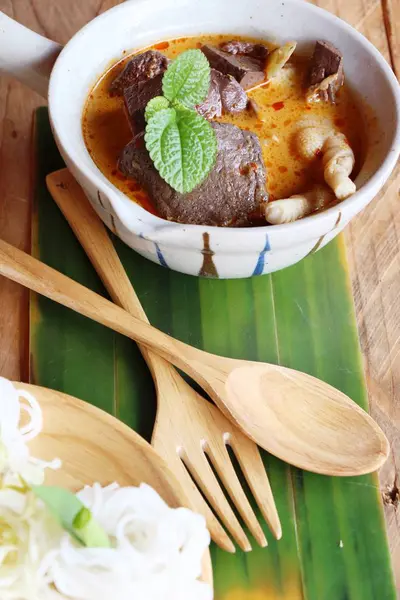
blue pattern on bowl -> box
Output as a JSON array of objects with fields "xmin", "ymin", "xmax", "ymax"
[
  {"xmin": 155, "ymin": 243, "xmax": 168, "ymax": 268},
  {"xmin": 252, "ymin": 235, "xmax": 271, "ymax": 276}
]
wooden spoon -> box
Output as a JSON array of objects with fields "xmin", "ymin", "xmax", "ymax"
[
  {"xmin": 14, "ymin": 381, "xmax": 213, "ymax": 586},
  {"xmin": 0, "ymin": 239, "xmax": 389, "ymax": 476}
]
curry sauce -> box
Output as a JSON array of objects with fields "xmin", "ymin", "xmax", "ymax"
[{"xmin": 82, "ymin": 35, "xmax": 365, "ymax": 216}]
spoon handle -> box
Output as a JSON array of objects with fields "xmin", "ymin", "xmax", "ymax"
[
  {"xmin": 46, "ymin": 170, "xmax": 171, "ymax": 383},
  {"xmin": 0, "ymin": 237, "xmax": 199, "ymax": 372}
]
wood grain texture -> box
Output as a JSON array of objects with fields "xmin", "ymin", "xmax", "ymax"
[
  {"xmin": 0, "ymin": 0, "xmax": 399, "ymax": 589},
  {"xmin": 382, "ymin": 0, "xmax": 400, "ymax": 76},
  {"xmin": 334, "ymin": 0, "xmax": 400, "ymax": 587}
]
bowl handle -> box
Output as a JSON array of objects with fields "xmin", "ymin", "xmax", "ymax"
[{"xmin": 0, "ymin": 12, "xmax": 62, "ymax": 98}]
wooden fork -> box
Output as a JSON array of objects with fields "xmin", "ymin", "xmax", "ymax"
[{"xmin": 46, "ymin": 169, "xmax": 281, "ymax": 553}]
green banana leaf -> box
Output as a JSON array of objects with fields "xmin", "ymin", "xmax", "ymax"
[{"xmin": 30, "ymin": 107, "xmax": 395, "ymax": 600}]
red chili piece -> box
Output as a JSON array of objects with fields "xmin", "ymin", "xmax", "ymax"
[{"xmin": 154, "ymin": 41, "xmax": 170, "ymax": 50}]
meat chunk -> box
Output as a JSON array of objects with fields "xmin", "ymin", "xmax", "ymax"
[
  {"xmin": 119, "ymin": 122, "xmax": 268, "ymax": 226},
  {"xmin": 201, "ymin": 45, "xmax": 265, "ymax": 90},
  {"xmin": 196, "ymin": 70, "xmax": 222, "ymax": 119},
  {"xmin": 123, "ymin": 73, "xmax": 164, "ymax": 135},
  {"xmin": 220, "ymin": 40, "xmax": 268, "ymax": 63},
  {"xmin": 219, "ymin": 72, "xmax": 248, "ymax": 113},
  {"xmin": 110, "ymin": 50, "xmax": 169, "ymax": 96},
  {"xmin": 309, "ymin": 41, "xmax": 343, "ymax": 84},
  {"xmin": 307, "ymin": 41, "xmax": 344, "ymax": 103},
  {"xmin": 196, "ymin": 69, "xmax": 248, "ymax": 119}
]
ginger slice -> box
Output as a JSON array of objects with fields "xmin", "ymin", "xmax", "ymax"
[{"xmin": 265, "ymin": 41, "xmax": 297, "ymax": 80}]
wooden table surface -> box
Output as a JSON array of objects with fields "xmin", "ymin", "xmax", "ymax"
[{"xmin": 0, "ymin": 0, "xmax": 399, "ymax": 590}]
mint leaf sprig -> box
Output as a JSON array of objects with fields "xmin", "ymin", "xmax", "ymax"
[
  {"xmin": 144, "ymin": 49, "xmax": 218, "ymax": 194},
  {"xmin": 162, "ymin": 48, "xmax": 211, "ymax": 107}
]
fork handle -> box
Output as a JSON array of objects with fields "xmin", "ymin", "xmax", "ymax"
[
  {"xmin": 46, "ymin": 172, "xmax": 284, "ymax": 551},
  {"xmin": 46, "ymin": 170, "xmax": 173, "ymax": 386}
]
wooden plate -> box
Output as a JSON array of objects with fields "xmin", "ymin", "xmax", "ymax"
[{"xmin": 15, "ymin": 382, "xmax": 212, "ymax": 586}]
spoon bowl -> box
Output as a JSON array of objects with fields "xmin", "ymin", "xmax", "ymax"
[
  {"xmin": 224, "ymin": 364, "xmax": 389, "ymax": 475},
  {"xmin": 15, "ymin": 381, "xmax": 213, "ymax": 585}
]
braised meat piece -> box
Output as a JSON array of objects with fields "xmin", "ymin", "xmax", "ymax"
[
  {"xmin": 307, "ymin": 40, "xmax": 344, "ymax": 103},
  {"xmin": 218, "ymin": 71, "xmax": 248, "ymax": 113},
  {"xmin": 197, "ymin": 69, "xmax": 248, "ymax": 119},
  {"xmin": 109, "ymin": 50, "xmax": 169, "ymax": 96},
  {"xmin": 196, "ymin": 69, "xmax": 222, "ymax": 119},
  {"xmin": 220, "ymin": 40, "xmax": 268, "ymax": 63},
  {"xmin": 123, "ymin": 73, "xmax": 164, "ymax": 135},
  {"xmin": 119, "ymin": 122, "xmax": 268, "ymax": 226},
  {"xmin": 201, "ymin": 44, "xmax": 265, "ymax": 89}
]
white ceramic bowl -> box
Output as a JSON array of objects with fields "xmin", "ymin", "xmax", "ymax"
[{"xmin": 1, "ymin": 0, "xmax": 399, "ymax": 278}]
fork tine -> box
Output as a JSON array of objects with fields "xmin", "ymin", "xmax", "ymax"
[
  {"xmin": 185, "ymin": 472, "xmax": 237, "ymax": 553},
  {"xmin": 153, "ymin": 443, "xmax": 236, "ymax": 553},
  {"xmin": 182, "ymin": 449, "xmax": 253, "ymax": 552},
  {"xmin": 205, "ymin": 441, "xmax": 268, "ymax": 548},
  {"xmin": 230, "ymin": 430, "xmax": 282, "ymax": 540}
]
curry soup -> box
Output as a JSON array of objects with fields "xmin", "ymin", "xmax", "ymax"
[{"xmin": 82, "ymin": 35, "xmax": 365, "ymax": 220}]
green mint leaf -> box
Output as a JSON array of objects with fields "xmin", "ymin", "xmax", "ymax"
[
  {"xmin": 32, "ymin": 486, "xmax": 110, "ymax": 548},
  {"xmin": 145, "ymin": 106, "xmax": 217, "ymax": 194},
  {"xmin": 145, "ymin": 96, "xmax": 170, "ymax": 122},
  {"xmin": 162, "ymin": 49, "xmax": 211, "ymax": 108}
]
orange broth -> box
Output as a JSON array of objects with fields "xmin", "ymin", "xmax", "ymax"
[{"xmin": 82, "ymin": 35, "xmax": 365, "ymax": 217}]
